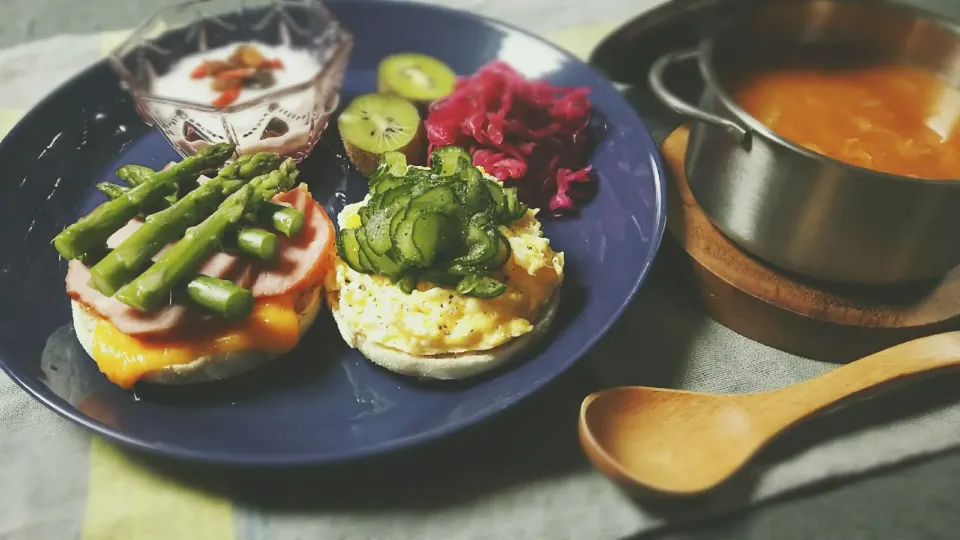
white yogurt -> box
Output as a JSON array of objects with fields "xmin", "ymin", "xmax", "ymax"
[
  {"xmin": 147, "ymin": 41, "xmax": 340, "ymax": 157},
  {"xmin": 150, "ymin": 41, "xmax": 323, "ymax": 106}
]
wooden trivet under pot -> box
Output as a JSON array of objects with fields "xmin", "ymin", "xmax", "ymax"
[{"xmin": 660, "ymin": 126, "xmax": 960, "ymax": 363}]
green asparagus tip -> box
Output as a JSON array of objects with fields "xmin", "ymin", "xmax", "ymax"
[
  {"xmin": 205, "ymin": 142, "xmax": 237, "ymax": 158},
  {"xmin": 53, "ymin": 232, "xmax": 83, "ymax": 261},
  {"xmin": 222, "ymin": 288, "xmax": 255, "ymax": 321},
  {"xmin": 235, "ymin": 152, "xmax": 283, "ymax": 179},
  {"xmin": 264, "ymin": 204, "xmax": 305, "ymax": 237},
  {"xmin": 226, "ymin": 227, "xmax": 278, "ymax": 261},
  {"xmin": 184, "ymin": 275, "xmax": 253, "ymax": 321},
  {"xmin": 279, "ymin": 158, "xmax": 298, "ymax": 174},
  {"xmin": 54, "ymin": 144, "xmax": 238, "ymax": 262},
  {"xmin": 115, "ymin": 164, "xmax": 154, "ymax": 187},
  {"xmin": 96, "ymin": 182, "xmax": 127, "ymax": 199},
  {"xmin": 113, "ymin": 163, "xmax": 292, "ymax": 313}
]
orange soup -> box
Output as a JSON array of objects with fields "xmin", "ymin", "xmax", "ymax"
[{"xmin": 732, "ymin": 60, "xmax": 960, "ymax": 179}]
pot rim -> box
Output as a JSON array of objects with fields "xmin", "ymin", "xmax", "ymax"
[{"xmin": 696, "ymin": 0, "xmax": 960, "ymax": 186}]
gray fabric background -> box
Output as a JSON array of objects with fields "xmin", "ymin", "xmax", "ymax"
[{"xmin": 2, "ymin": 0, "xmax": 960, "ymax": 539}]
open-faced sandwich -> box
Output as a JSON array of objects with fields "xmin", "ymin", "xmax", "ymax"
[
  {"xmin": 325, "ymin": 146, "xmax": 564, "ymax": 380},
  {"xmin": 53, "ymin": 144, "xmax": 334, "ymax": 389}
]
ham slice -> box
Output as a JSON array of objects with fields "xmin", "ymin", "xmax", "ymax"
[
  {"xmin": 249, "ymin": 185, "xmax": 334, "ymax": 297},
  {"xmin": 66, "ymin": 184, "xmax": 333, "ymax": 339},
  {"xmin": 106, "ymin": 218, "xmax": 247, "ymax": 277},
  {"xmin": 67, "ymin": 260, "xmax": 202, "ymax": 338},
  {"xmin": 67, "ymin": 217, "xmax": 249, "ymax": 338},
  {"xmin": 66, "ymin": 256, "xmax": 252, "ymax": 339}
]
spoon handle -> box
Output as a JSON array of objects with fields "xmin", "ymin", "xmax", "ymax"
[{"xmin": 763, "ymin": 331, "xmax": 960, "ymax": 424}]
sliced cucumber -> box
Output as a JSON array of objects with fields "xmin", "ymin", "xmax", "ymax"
[
  {"xmin": 451, "ymin": 219, "xmax": 498, "ymax": 268},
  {"xmin": 411, "ymin": 212, "xmax": 455, "ymax": 267},
  {"xmin": 379, "ymin": 183, "xmax": 415, "ymax": 207},
  {"xmin": 357, "ymin": 246, "xmax": 373, "ymax": 272},
  {"xmin": 370, "ymin": 175, "xmax": 405, "ymax": 197},
  {"xmin": 370, "ymin": 151, "xmax": 408, "ymax": 185},
  {"xmin": 397, "ymin": 272, "xmax": 419, "ymax": 294},
  {"xmin": 503, "ymin": 187, "xmax": 528, "ymax": 222},
  {"xmin": 358, "ymin": 204, "xmax": 373, "ymax": 227},
  {"xmin": 459, "ymin": 167, "xmax": 495, "ymax": 215},
  {"xmin": 430, "ymin": 146, "xmax": 472, "ymax": 177},
  {"xmin": 393, "ymin": 207, "xmax": 426, "ymax": 265},
  {"xmin": 366, "ymin": 194, "xmax": 411, "ymax": 255},
  {"xmin": 456, "ymin": 274, "xmax": 507, "ymax": 298},
  {"xmin": 390, "ymin": 201, "xmax": 412, "ymax": 240},
  {"xmin": 470, "ymin": 276, "xmax": 507, "ymax": 298},
  {"xmin": 469, "ymin": 211, "xmax": 494, "ymax": 228},
  {"xmin": 446, "ymin": 231, "xmax": 509, "ymax": 275},
  {"xmin": 404, "ymin": 166, "xmax": 438, "ymax": 184},
  {"xmin": 355, "ymin": 226, "xmax": 405, "ymax": 279},
  {"xmin": 337, "ymin": 228, "xmax": 368, "ymax": 273},
  {"xmin": 419, "ymin": 267, "xmax": 461, "ymax": 287},
  {"xmin": 485, "ymin": 179, "xmax": 506, "ymax": 215},
  {"xmin": 484, "ymin": 230, "xmax": 512, "ymax": 270},
  {"xmin": 411, "ymin": 184, "xmax": 459, "ymax": 216},
  {"xmin": 394, "ymin": 208, "xmax": 456, "ymax": 267},
  {"xmin": 336, "ymin": 144, "xmax": 526, "ymax": 298}
]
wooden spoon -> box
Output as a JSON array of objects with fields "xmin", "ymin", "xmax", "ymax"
[{"xmin": 579, "ymin": 331, "xmax": 960, "ymax": 496}]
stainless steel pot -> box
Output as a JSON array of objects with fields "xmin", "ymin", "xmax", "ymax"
[{"xmin": 649, "ymin": 0, "xmax": 960, "ymax": 285}]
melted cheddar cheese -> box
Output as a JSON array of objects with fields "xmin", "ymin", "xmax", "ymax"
[{"xmin": 90, "ymin": 295, "xmax": 300, "ymax": 389}]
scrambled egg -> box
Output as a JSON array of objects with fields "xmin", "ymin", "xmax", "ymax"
[{"xmin": 324, "ymin": 197, "xmax": 564, "ymax": 356}]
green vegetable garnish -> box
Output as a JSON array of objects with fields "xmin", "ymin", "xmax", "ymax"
[
  {"xmin": 97, "ymin": 182, "xmax": 305, "ymax": 240},
  {"xmin": 54, "ymin": 143, "xmax": 235, "ymax": 261},
  {"xmin": 57, "ymin": 149, "xmax": 313, "ymax": 322},
  {"xmin": 114, "ymin": 160, "xmax": 299, "ymax": 313},
  {"xmin": 88, "ymin": 152, "xmax": 283, "ymax": 297},
  {"xmin": 335, "ymin": 146, "xmax": 529, "ymax": 298}
]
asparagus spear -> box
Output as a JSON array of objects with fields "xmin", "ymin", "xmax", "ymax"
[
  {"xmin": 85, "ymin": 248, "xmax": 254, "ymax": 320},
  {"xmin": 115, "ymin": 165, "xmax": 182, "ymax": 210},
  {"xmin": 96, "ymin": 182, "xmax": 279, "ymax": 261},
  {"xmin": 115, "ymin": 161, "xmax": 299, "ymax": 312},
  {"xmin": 221, "ymin": 227, "xmax": 277, "ymax": 260},
  {"xmin": 257, "ymin": 203, "xmax": 305, "ymax": 237},
  {"xmin": 88, "ymin": 152, "xmax": 282, "ymax": 297},
  {"xmin": 99, "ymin": 182, "xmax": 304, "ymax": 237},
  {"xmin": 98, "ymin": 181, "xmax": 182, "ymax": 217},
  {"xmin": 115, "ymin": 164, "xmax": 155, "ymax": 186},
  {"xmin": 184, "ymin": 275, "xmax": 253, "ymax": 321},
  {"xmin": 95, "ymin": 182, "xmax": 127, "ymax": 199},
  {"xmin": 54, "ymin": 143, "xmax": 235, "ymax": 261}
]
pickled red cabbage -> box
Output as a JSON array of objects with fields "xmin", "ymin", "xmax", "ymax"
[{"xmin": 424, "ymin": 61, "xmax": 595, "ymax": 215}]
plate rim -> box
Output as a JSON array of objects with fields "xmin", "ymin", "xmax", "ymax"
[{"xmin": 0, "ymin": 0, "xmax": 667, "ymax": 466}]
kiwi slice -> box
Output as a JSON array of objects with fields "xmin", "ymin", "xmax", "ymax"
[
  {"xmin": 377, "ymin": 53, "xmax": 457, "ymax": 104},
  {"xmin": 338, "ymin": 93, "xmax": 426, "ymax": 175}
]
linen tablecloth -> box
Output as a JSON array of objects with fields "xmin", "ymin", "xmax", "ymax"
[{"xmin": 4, "ymin": 1, "xmax": 960, "ymax": 539}]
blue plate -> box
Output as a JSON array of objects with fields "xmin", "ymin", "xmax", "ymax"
[{"xmin": 0, "ymin": 0, "xmax": 665, "ymax": 465}]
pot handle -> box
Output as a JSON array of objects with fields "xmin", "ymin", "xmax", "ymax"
[{"xmin": 649, "ymin": 48, "xmax": 750, "ymax": 146}]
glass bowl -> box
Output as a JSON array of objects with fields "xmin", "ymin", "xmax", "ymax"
[{"xmin": 108, "ymin": 0, "xmax": 353, "ymax": 161}]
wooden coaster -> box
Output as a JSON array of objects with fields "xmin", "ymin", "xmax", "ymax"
[{"xmin": 661, "ymin": 126, "xmax": 960, "ymax": 363}]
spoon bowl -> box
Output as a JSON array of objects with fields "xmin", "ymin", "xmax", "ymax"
[
  {"xmin": 581, "ymin": 388, "xmax": 768, "ymax": 494},
  {"xmin": 580, "ymin": 331, "xmax": 960, "ymax": 495}
]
